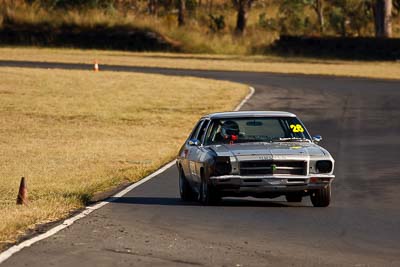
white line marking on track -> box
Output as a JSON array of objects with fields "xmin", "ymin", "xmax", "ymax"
[
  {"xmin": 0, "ymin": 86, "xmax": 255, "ymax": 264},
  {"xmin": 235, "ymin": 86, "xmax": 255, "ymax": 111}
]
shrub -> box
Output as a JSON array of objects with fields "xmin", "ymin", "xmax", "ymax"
[
  {"xmin": 208, "ymin": 14, "xmax": 225, "ymax": 32},
  {"xmin": 278, "ymin": 0, "xmax": 309, "ymax": 35},
  {"xmin": 258, "ymin": 12, "xmax": 278, "ymax": 31}
]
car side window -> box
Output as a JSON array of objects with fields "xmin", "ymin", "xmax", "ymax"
[
  {"xmin": 189, "ymin": 120, "xmax": 204, "ymax": 140},
  {"xmin": 197, "ymin": 120, "xmax": 210, "ymax": 144},
  {"xmin": 204, "ymin": 120, "xmax": 218, "ymax": 145}
]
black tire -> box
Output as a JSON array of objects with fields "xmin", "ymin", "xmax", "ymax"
[
  {"xmin": 199, "ymin": 175, "xmax": 221, "ymax": 205},
  {"xmin": 179, "ymin": 168, "xmax": 196, "ymax": 201},
  {"xmin": 285, "ymin": 192, "xmax": 303, "ymax": 203},
  {"xmin": 310, "ymin": 185, "xmax": 331, "ymax": 207}
]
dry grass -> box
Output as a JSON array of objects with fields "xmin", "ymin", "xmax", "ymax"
[
  {"xmin": 0, "ymin": 47, "xmax": 400, "ymax": 80},
  {"xmin": 0, "ymin": 67, "xmax": 248, "ymax": 248},
  {"xmin": 0, "ymin": 1, "xmax": 277, "ymax": 54}
]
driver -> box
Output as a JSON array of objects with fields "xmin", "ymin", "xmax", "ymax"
[{"xmin": 215, "ymin": 120, "xmax": 240, "ymax": 144}]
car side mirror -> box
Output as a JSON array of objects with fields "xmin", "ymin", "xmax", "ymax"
[
  {"xmin": 188, "ymin": 139, "xmax": 201, "ymax": 146},
  {"xmin": 312, "ymin": 135, "xmax": 322, "ymax": 143}
]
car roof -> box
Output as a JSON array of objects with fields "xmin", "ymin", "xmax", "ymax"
[{"xmin": 203, "ymin": 111, "xmax": 297, "ymax": 119}]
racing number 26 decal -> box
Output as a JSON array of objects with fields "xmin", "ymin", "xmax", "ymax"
[{"xmin": 290, "ymin": 124, "xmax": 304, "ymax": 133}]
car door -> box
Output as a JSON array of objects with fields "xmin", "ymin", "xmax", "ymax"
[
  {"xmin": 187, "ymin": 119, "xmax": 210, "ymax": 187},
  {"xmin": 181, "ymin": 119, "xmax": 204, "ymax": 181}
]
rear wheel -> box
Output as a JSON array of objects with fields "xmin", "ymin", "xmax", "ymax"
[
  {"xmin": 199, "ymin": 175, "xmax": 221, "ymax": 205},
  {"xmin": 179, "ymin": 168, "xmax": 196, "ymax": 201},
  {"xmin": 285, "ymin": 192, "xmax": 303, "ymax": 203},
  {"xmin": 310, "ymin": 185, "xmax": 331, "ymax": 207}
]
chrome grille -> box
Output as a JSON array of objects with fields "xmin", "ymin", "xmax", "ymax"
[{"xmin": 240, "ymin": 161, "xmax": 306, "ymax": 176}]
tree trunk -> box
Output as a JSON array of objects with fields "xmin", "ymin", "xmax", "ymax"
[
  {"xmin": 340, "ymin": 19, "xmax": 347, "ymax": 37},
  {"xmin": 315, "ymin": 0, "xmax": 324, "ymax": 34},
  {"xmin": 384, "ymin": 0, "xmax": 392, "ymax": 37},
  {"xmin": 374, "ymin": 0, "xmax": 392, "ymax": 37},
  {"xmin": 178, "ymin": 0, "xmax": 186, "ymax": 26},
  {"xmin": 235, "ymin": 0, "xmax": 247, "ymax": 35},
  {"xmin": 148, "ymin": 0, "xmax": 158, "ymax": 15}
]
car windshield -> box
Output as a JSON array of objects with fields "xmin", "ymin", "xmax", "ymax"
[{"xmin": 204, "ymin": 117, "xmax": 311, "ymax": 145}]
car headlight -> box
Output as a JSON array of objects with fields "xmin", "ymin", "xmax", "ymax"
[
  {"xmin": 214, "ymin": 157, "xmax": 231, "ymax": 176},
  {"xmin": 316, "ymin": 160, "xmax": 333, "ymax": 173}
]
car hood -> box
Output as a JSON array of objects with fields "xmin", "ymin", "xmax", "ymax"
[{"xmin": 209, "ymin": 142, "xmax": 328, "ymax": 159}]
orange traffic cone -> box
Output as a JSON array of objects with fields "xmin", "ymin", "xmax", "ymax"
[
  {"xmin": 94, "ymin": 60, "xmax": 99, "ymax": 72},
  {"xmin": 16, "ymin": 177, "xmax": 28, "ymax": 205}
]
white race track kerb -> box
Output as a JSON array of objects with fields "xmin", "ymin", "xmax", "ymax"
[{"xmin": 0, "ymin": 86, "xmax": 255, "ymax": 264}]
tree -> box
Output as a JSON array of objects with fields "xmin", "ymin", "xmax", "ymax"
[
  {"xmin": 233, "ymin": 0, "xmax": 254, "ymax": 35},
  {"xmin": 303, "ymin": 0, "xmax": 325, "ymax": 33},
  {"xmin": 279, "ymin": 0, "xmax": 308, "ymax": 35},
  {"xmin": 373, "ymin": 0, "xmax": 392, "ymax": 37},
  {"xmin": 278, "ymin": 0, "xmax": 324, "ymax": 34},
  {"xmin": 382, "ymin": 0, "xmax": 392, "ymax": 37},
  {"xmin": 327, "ymin": 0, "xmax": 374, "ymax": 37},
  {"xmin": 314, "ymin": 0, "xmax": 325, "ymax": 33},
  {"xmin": 178, "ymin": 0, "xmax": 186, "ymax": 26},
  {"xmin": 148, "ymin": 0, "xmax": 158, "ymax": 15}
]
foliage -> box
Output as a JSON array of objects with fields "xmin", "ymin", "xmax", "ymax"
[
  {"xmin": 278, "ymin": 0, "xmax": 310, "ymax": 35},
  {"xmin": 326, "ymin": 0, "xmax": 374, "ymax": 36},
  {"xmin": 327, "ymin": 5, "xmax": 346, "ymax": 36},
  {"xmin": 209, "ymin": 14, "xmax": 225, "ymax": 32},
  {"xmin": 393, "ymin": 0, "xmax": 400, "ymax": 15},
  {"xmin": 258, "ymin": 12, "xmax": 278, "ymax": 31},
  {"xmin": 185, "ymin": 0, "xmax": 198, "ymax": 13}
]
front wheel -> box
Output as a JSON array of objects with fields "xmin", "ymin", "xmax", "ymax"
[
  {"xmin": 310, "ymin": 185, "xmax": 331, "ymax": 207},
  {"xmin": 199, "ymin": 176, "xmax": 221, "ymax": 206},
  {"xmin": 179, "ymin": 168, "xmax": 196, "ymax": 201}
]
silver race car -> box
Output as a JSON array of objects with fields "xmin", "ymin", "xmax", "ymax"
[{"xmin": 176, "ymin": 111, "xmax": 335, "ymax": 207}]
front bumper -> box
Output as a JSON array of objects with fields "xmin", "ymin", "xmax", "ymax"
[{"xmin": 209, "ymin": 174, "xmax": 334, "ymax": 193}]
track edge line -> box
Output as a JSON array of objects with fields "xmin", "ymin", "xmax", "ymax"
[{"xmin": 234, "ymin": 86, "xmax": 255, "ymax": 111}]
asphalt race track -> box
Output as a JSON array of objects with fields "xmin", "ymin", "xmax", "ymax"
[{"xmin": 1, "ymin": 60, "xmax": 400, "ymax": 266}]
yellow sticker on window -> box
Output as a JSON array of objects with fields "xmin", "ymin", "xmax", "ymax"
[{"xmin": 290, "ymin": 124, "xmax": 304, "ymax": 133}]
